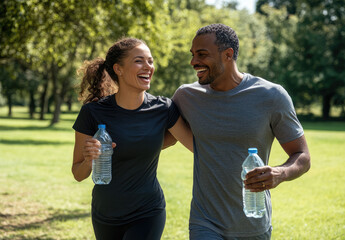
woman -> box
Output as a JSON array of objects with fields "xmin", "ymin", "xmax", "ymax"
[{"xmin": 72, "ymin": 37, "xmax": 193, "ymax": 240}]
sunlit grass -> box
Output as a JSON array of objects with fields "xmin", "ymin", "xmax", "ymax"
[
  {"xmin": 0, "ymin": 106, "xmax": 344, "ymax": 239},
  {"xmin": 269, "ymin": 123, "xmax": 345, "ymax": 239}
]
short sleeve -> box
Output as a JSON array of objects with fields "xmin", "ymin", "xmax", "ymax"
[
  {"xmin": 270, "ymin": 86, "xmax": 304, "ymax": 144},
  {"xmin": 172, "ymin": 86, "xmax": 182, "ymax": 108},
  {"xmin": 72, "ymin": 104, "xmax": 97, "ymax": 136},
  {"xmin": 166, "ymin": 98, "xmax": 180, "ymax": 129}
]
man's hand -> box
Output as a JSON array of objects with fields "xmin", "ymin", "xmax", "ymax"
[
  {"xmin": 244, "ymin": 135, "xmax": 310, "ymax": 192},
  {"xmin": 244, "ymin": 166, "xmax": 284, "ymax": 192}
]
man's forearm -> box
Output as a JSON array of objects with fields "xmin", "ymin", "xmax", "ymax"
[
  {"xmin": 162, "ymin": 130, "xmax": 178, "ymax": 149},
  {"xmin": 278, "ymin": 151, "xmax": 311, "ymax": 182}
]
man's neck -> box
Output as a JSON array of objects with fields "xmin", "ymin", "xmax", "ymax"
[{"xmin": 210, "ymin": 64, "xmax": 244, "ymax": 91}]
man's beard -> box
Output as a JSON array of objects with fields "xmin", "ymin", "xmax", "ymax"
[{"xmin": 199, "ymin": 62, "xmax": 224, "ymax": 85}]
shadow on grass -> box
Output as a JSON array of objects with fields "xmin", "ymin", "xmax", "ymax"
[
  {"xmin": 0, "ymin": 125, "xmax": 72, "ymax": 132},
  {"xmin": 0, "ymin": 209, "xmax": 90, "ymax": 240},
  {"xmin": 0, "ymin": 112, "xmax": 77, "ymax": 122},
  {"xmin": 0, "ymin": 139, "xmax": 73, "ymax": 145},
  {"xmin": 0, "ymin": 116, "xmax": 41, "ymax": 121},
  {"xmin": 301, "ymin": 121, "xmax": 345, "ymax": 132}
]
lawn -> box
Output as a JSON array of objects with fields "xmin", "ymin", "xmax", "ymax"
[{"xmin": 0, "ymin": 107, "xmax": 344, "ymax": 239}]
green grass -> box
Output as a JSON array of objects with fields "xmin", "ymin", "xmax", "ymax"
[{"xmin": 0, "ymin": 107, "xmax": 344, "ymax": 239}]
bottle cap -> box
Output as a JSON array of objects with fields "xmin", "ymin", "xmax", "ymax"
[
  {"xmin": 98, "ymin": 124, "xmax": 106, "ymax": 129},
  {"xmin": 248, "ymin": 148, "xmax": 258, "ymax": 154}
]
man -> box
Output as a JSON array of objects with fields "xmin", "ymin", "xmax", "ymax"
[{"xmin": 171, "ymin": 24, "xmax": 311, "ymax": 239}]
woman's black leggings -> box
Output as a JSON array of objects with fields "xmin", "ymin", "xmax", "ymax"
[{"xmin": 92, "ymin": 209, "xmax": 166, "ymax": 240}]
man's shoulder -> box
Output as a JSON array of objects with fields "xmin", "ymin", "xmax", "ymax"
[
  {"xmin": 175, "ymin": 81, "xmax": 205, "ymax": 95},
  {"xmin": 245, "ymin": 74, "xmax": 292, "ymax": 104},
  {"xmin": 173, "ymin": 81, "xmax": 205, "ymax": 102},
  {"xmin": 246, "ymin": 74, "xmax": 285, "ymax": 93},
  {"xmin": 246, "ymin": 73, "xmax": 276, "ymax": 86}
]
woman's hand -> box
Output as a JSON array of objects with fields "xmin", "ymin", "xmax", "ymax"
[
  {"xmin": 82, "ymin": 138, "xmax": 102, "ymax": 167},
  {"xmin": 72, "ymin": 131, "xmax": 116, "ymax": 182},
  {"xmin": 82, "ymin": 138, "xmax": 116, "ymax": 166}
]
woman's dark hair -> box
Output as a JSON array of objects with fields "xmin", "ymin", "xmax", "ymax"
[
  {"xmin": 196, "ymin": 23, "xmax": 239, "ymax": 60},
  {"xmin": 77, "ymin": 37, "xmax": 146, "ymax": 104}
]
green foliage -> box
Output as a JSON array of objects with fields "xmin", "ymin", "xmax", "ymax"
[
  {"xmin": 1, "ymin": 0, "xmax": 172, "ymax": 122},
  {"xmin": 234, "ymin": 9, "xmax": 274, "ymax": 76},
  {"xmin": 1, "ymin": 0, "xmax": 344, "ymax": 120},
  {"xmin": 253, "ymin": 1, "xmax": 345, "ymax": 119},
  {"xmin": 148, "ymin": 3, "xmax": 201, "ymax": 97},
  {"xmin": 291, "ymin": 0, "xmax": 345, "ymax": 118},
  {"xmin": 256, "ymin": 0, "xmax": 298, "ymax": 15},
  {"xmin": 255, "ymin": 6, "xmax": 299, "ymax": 89}
]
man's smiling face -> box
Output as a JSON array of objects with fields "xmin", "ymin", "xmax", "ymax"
[{"xmin": 190, "ymin": 33, "xmax": 225, "ymax": 85}]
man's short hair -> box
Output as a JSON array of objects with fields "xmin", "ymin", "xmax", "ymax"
[{"xmin": 196, "ymin": 23, "xmax": 239, "ymax": 60}]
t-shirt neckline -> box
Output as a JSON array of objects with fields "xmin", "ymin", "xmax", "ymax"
[
  {"xmin": 111, "ymin": 92, "xmax": 148, "ymax": 112},
  {"xmin": 204, "ymin": 73, "xmax": 249, "ymax": 95}
]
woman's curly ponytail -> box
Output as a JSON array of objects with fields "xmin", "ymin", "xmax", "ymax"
[
  {"xmin": 76, "ymin": 37, "xmax": 146, "ymax": 104},
  {"xmin": 77, "ymin": 58, "xmax": 117, "ymax": 104}
]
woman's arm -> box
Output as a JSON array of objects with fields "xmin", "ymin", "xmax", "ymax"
[
  {"xmin": 72, "ymin": 131, "xmax": 116, "ymax": 182},
  {"xmin": 168, "ymin": 116, "xmax": 193, "ymax": 152},
  {"xmin": 72, "ymin": 131, "xmax": 101, "ymax": 182}
]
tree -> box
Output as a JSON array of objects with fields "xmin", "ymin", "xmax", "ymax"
[
  {"xmin": 145, "ymin": 0, "xmax": 202, "ymax": 97},
  {"xmin": 150, "ymin": 2, "xmax": 273, "ymax": 97},
  {"xmin": 0, "ymin": 61, "xmax": 27, "ymax": 116},
  {"xmin": 256, "ymin": 0, "xmax": 298, "ymax": 15},
  {"xmin": 1, "ymin": 0, "xmax": 166, "ymax": 124},
  {"xmin": 0, "ymin": 0, "xmax": 37, "ymax": 116},
  {"xmin": 292, "ymin": 0, "xmax": 345, "ymax": 118}
]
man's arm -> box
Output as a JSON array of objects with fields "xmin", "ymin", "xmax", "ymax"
[
  {"xmin": 162, "ymin": 130, "xmax": 178, "ymax": 149},
  {"xmin": 244, "ymin": 135, "xmax": 311, "ymax": 192}
]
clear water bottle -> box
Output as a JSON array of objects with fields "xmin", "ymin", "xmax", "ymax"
[
  {"xmin": 241, "ymin": 148, "xmax": 266, "ymax": 218},
  {"xmin": 92, "ymin": 124, "xmax": 113, "ymax": 185}
]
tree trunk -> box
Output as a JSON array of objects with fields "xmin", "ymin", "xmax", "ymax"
[
  {"xmin": 66, "ymin": 94, "xmax": 72, "ymax": 111},
  {"xmin": 39, "ymin": 77, "xmax": 49, "ymax": 120},
  {"xmin": 322, "ymin": 93, "xmax": 332, "ymax": 120},
  {"xmin": 7, "ymin": 93, "xmax": 12, "ymax": 117},
  {"xmin": 29, "ymin": 89, "xmax": 35, "ymax": 119},
  {"xmin": 47, "ymin": 94, "xmax": 54, "ymax": 113},
  {"xmin": 50, "ymin": 64, "xmax": 61, "ymax": 125},
  {"xmin": 51, "ymin": 83, "xmax": 68, "ymax": 125},
  {"xmin": 51, "ymin": 94, "xmax": 62, "ymax": 125}
]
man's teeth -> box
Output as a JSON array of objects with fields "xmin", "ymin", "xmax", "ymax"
[
  {"xmin": 139, "ymin": 74, "xmax": 150, "ymax": 78},
  {"xmin": 196, "ymin": 68, "xmax": 207, "ymax": 73}
]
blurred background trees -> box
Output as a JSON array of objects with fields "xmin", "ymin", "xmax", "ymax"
[{"xmin": 1, "ymin": 0, "xmax": 344, "ymax": 124}]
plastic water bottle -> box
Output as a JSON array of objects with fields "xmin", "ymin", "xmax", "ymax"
[
  {"xmin": 92, "ymin": 124, "xmax": 113, "ymax": 185},
  {"xmin": 241, "ymin": 148, "xmax": 266, "ymax": 218}
]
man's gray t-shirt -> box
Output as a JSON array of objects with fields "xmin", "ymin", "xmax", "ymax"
[
  {"xmin": 172, "ymin": 73, "xmax": 304, "ymax": 237},
  {"xmin": 73, "ymin": 92, "xmax": 180, "ymax": 225}
]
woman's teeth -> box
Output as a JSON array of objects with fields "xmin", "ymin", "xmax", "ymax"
[{"xmin": 138, "ymin": 74, "xmax": 150, "ymax": 80}]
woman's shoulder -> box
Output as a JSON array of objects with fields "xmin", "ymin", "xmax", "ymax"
[
  {"xmin": 83, "ymin": 94, "xmax": 115, "ymax": 108},
  {"xmin": 145, "ymin": 92, "xmax": 173, "ymax": 108},
  {"xmin": 76, "ymin": 95, "xmax": 115, "ymax": 118}
]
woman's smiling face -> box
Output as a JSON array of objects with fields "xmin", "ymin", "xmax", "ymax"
[{"xmin": 115, "ymin": 43, "xmax": 155, "ymax": 92}]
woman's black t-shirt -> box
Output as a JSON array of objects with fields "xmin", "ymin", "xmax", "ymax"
[{"xmin": 72, "ymin": 92, "xmax": 180, "ymax": 224}]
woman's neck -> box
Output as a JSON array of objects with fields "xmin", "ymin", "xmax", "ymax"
[{"xmin": 115, "ymin": 89, "xmax": 145, "ymax": 110}]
